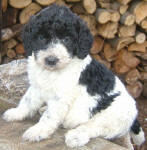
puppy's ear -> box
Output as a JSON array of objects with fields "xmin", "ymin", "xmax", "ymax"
[{"xmin": 76, "ymin": 19, "xmax": 93, "ymax": 59}]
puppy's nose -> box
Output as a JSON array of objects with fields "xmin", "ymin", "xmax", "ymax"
[{"xmin": 45, "ymin": 56, "xmax": 59, "ymax": 66}]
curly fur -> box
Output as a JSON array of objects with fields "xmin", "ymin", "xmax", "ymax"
[
  {"xmin": 22, "ymin": 4, "xmax": 93, "ymax": 59},
  {"xmin": 3, "ymin": 4, "xmax": 145, "ymax": 148}
]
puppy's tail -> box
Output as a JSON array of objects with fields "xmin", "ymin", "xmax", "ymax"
[{"xmin": 130, "ymin": 119, "xmax": 145, "ymax": 146}]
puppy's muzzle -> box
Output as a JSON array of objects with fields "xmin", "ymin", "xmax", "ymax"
[{"xmin": 45, "ymin": 56, "xmax": 59, "ymax": 66}]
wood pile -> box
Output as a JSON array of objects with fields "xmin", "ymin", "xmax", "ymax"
[{"xmin": 1, "ymin": 0, "xmax": 147, "ymax": 99}]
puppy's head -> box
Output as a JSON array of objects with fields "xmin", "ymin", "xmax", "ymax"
[{"xmin": 22, "ymin": 4, "xmax": 93, "ymax": 70}]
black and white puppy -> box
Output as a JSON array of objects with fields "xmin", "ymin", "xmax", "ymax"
[{"xmin": 3, "ymin": 4, "xmax": 145, "ymax": 148}]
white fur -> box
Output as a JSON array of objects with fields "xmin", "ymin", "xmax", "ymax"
[
  {"xmin": 3, "ymin": 43, "xmax": 139, "ymax": 147},
  {"xmin": 130, "ymin": 128, "xmax": 145, "ymax": 146}
]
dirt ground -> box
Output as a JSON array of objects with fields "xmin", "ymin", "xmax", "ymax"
[{"xmin": 134, "ymin": 97, "xmax": 147, "ymax": 150}]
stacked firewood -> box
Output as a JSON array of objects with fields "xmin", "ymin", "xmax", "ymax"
[{"xmin": 1, "ymin": 0, "xmax": 147, "ymax": 99}]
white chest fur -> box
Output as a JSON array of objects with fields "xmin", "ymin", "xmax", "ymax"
[{"xmin": 27, "ymin": 55, "xmax": 92, "ymax": 100}]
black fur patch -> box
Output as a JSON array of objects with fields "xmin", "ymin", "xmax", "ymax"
[
  {"xmin": 79, "ymin": 59, "xmax": 120, "ymax": 114},
  {"xmin": 131, "ymin": 119, "xmax": 141, "ymax": 134}
]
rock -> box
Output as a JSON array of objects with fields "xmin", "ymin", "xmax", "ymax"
[
  {"xmin": 15, "ymin": 44, "xmax": 25, "ymax": 54},
  {"xmin": 127, "ymin": 81, "xmax": 143, "ymax": 98},
  {"xmin": 114, "ymin": 59, "xmax": 130, "ymax": 74},
  {"xmin": 90, "ymin": 36, "xmax": 104, "ymax": 54},
  {"xmin": 83, "ymin": 0, "xmax": 96, "ymax": 14},
  {"xmin": 125, "ymin": 69, "xmax": 141, "ymax": 85}
]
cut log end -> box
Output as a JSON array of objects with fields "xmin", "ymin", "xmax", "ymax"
[
  {"xmin": 35, "ymin": 0, "xmax": 56, "ymax": 6},
  {"xmin": 9, "ymin": 0, "xmax": 32, "ymax": 9},
  {"xmin": 19, "ymin": 3, "xmax": 42, "ymax": 24}
]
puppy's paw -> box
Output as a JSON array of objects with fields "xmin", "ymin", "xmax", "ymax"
[
  {"xmin": 3, "ymin": 108, "xmax": 26, "ymax": 122},
  {"xmin": 65, "ymin": 129, "xmax": 89, "ymax": 148},
  {"xmin": 23, "ymin": 123, "xmax": 51, "ymax": 142}
]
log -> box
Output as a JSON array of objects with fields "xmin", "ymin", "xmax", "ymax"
[
  {"xmin": 98, "ymin": 0, "xmax": 110, "ymax": 9},
  {"xmin": 127, "ymin": 81, "xmax": 143, "ymax": 98},
  {"xmin": 109, "ymin": 37, "xmax": 134, "ymax": 50},
  {"xmin": 92, "ymin": 54, "xmax": 111, "ymax": 69},
  {"xmin": 118, "ymin": 24, "xmax": 136, "ymax": 37},
  {"xmin": 0, "ymin": 53, "xmax": 2, "ymax": 64},
  {"xmin": 90, "ymin": 36, "xmax": 104, "ymax": 54},
  {"xmin": 15, "ymin": 44, "xmax": 25, "ymax": 54},
  {"xmin": 19, "ymin": 3, "xmax": 42, "ymax": 24},
  {"xmin": 143, "ymin": 82, "xmax": 147, "ymax": 98},
  {"xmin": 65, "ymin": 0, "xmax": 81, "ymax": 2},
  {"xmin": 114, "ymin": 59, "xmax": 130, "ymax": 74},
  {"xmin": 128, "ymin": 41, "xmax": 147, "ymax": 53},
  {"xmin": 117, "ymin": 49, "xmax": 140, "ymax": 68},
  {"xmin": 135, "ymin": 51, "xmax": 147, "ymax": 61},
  {"xmin": 135, "ymin": 31, "xmax": 146, "ymax": 44},
  {"xmin": 96, "ymin": 9, "xmax": 111, "ymax": 24},
  {"xmin": 83, "ymin": 0, "xmax": 96, "ymax": 14},
  {"xmin": 2, "ymin": 24, "xmax": 22, "ymax": 41},
  {"xmin": 119, "ymin": 4, "xmax": 128, "ymax": 14},
  {"xmin": 110, "ymin": 2, "xmax": 120, "ymax": 11},
  {"xmin": 3, "ymin": 39, "xmax": 18, "ymax": 56},
  {"xmin": 6, "ymin": 49, "xmax": 16, "ymax": 59},
  {"xmin": 2, "ymin": 0, "xmax": 8, "ymax": 12},
  {"xmin": 140, "ymin": 72, "xmax": 147, "ymax": 81},
  {"xmin": 125, "ymin": 69, "xmax": 141, "ymax": 85},
  {"xmin": 130, "ymin": 1, "xmax": 147, "ymax": 24},
  {"xmin": 9, "ymin": 0, "xmax": 32, "ymax": 9},
  {"xmin": 2, "ymin": 8, "xmax": 18, "ymax": 28},
  {"xmin": 141, "ymin": 18, "xmax": 147, "ymax": 30},
  {"xmin": 120, "ymin": 12, "xmax": 135, "ymax": 26},
  {"xmin": 72, "ymin": 3, "xmax": 85, "ymax": 14},
  {"xmin": 117, "ymin": 0, "xmax": 132, "ymax": 5},
  {"xmin": 103, "ymin": 43, "xmax": 117, "ymax": 62},
  {"xmin": 35, "ymin": 0, "xmax": 56, "ymax": 6},
  {"xmin": 109, "ymin": 10, "xmax": 120, "ymax": 22},
  {"xmin": 97, "ymin": 22, "xmax": 118, "ymax": 39}
]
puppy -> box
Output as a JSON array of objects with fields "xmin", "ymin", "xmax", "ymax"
[{"xmin": 3, "ymin": 4, "xmax": 145, "ymax": 148}]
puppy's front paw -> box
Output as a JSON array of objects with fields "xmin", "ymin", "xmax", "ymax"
[
  {"xmin": 3, "ymin": 108, "xmax": 26, "ymax": 122},
  {"xmin": 65, "ymin": 129, "xmax": 89, "ymax": 148},
  {"xmin": 23, "ymin": 123, "xmax": 51, "ymax": 142}
]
